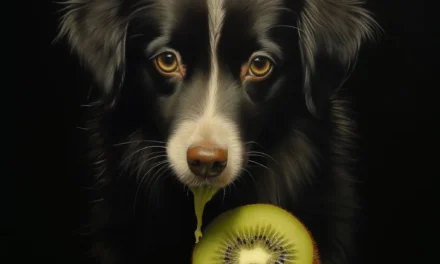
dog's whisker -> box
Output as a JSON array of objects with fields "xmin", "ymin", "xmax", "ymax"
[
  {"xmin": 93, "ymin": 159, "xmax": 106, "ymax": 165},
  {"xmin": 88, "ymin": 198, "xmax": 104, "ymax": 204},
  {"xmin": 278, "ymin": 6, "xmax": 300, "ymax": 17},
  {"xmin": 120, "ymin": 152, "xmax": 165, "ymax": 174},
  {"xmin": 148, "ymin": 166, "xmax": 173, "ymax": 207},
  {"xmin": 126, "ymin": 130, "xmax": 141, "ymax": 140},
  {"xmin": 247, "ymin": 151, "xmax": 279, "ymax": 165},
  {"xmin": 242, "ymin": 168, "xmax": 258, "ymax": 191},
  {"xmin": 244, "ymin": 141, "xmax": 269, "ymax": 152},
  {"xmin": 84, "ymin": 99, "xmax": 102, "ymax": 106},
  {"xmin": 230, "ymin": 181, "xmax": 237, "ymax": 192},
  {"xmin": 135, "ymin": 154, "xmax": 168, "ymax": 179},
  {"xmin": 235, "ymin": 174, "xmax": 248, "ymax": 189},
  {"xmin": 247, "ymin": 159, "xmax": 273, "ymax": 173},
  {"xmin": 130, "ymin": 2, "xmax": 156, "ymax": 19},
  {"xmin": 129, "ymin": 33, "xmax": 144, "ymax": 39},
  {"xmin": 128, "ymin": 149, "xmax": 167, "ymax": 162},
  {"xmin": 225, "ymin": 177, "xmax": 237, "ymax": 194},
  {"xmin": 94, "ymin": 168, "xmax": 107, "ymax": 181},
  {"xmin": 270, "ymin": 24, "xmax": 304, "ymax": 35},
  {"xmin": 85, "ymin": 84, "xmax": 93, "ymax": 101},
  {"xmin": 146, "ymin": 165, "xmax": 170, "ymax": 202},
  {"xmin": 136, "ymin": 160, "xmax": 168, "ymax": 187},
  {"xmin": 122, "ymin": 147, "xmax": 166, "ymax": 165},
  {"xmin": 133, "ymin": 160, "xmax": 168, "ymax": 216},
  {"xmin": 113, "ymin": 140, "xmax": 166, "ymax": 147},
  {"xmin": 247, "ymin": 153, "xmax": 268, "ymax": 159}
]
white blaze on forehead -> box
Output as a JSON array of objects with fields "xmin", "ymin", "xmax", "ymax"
[
  {"xmin": 204, "ymin": 0, "xmax": 225, "ymax": 118},
  {"xmin": 166, "ymin": 0, "xmax": 243, "ymax": 187}
]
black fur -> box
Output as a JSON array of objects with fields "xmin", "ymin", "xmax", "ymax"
[{"xmin": 56, "ymin": 0, "xmax": 379, "ymax": 263}]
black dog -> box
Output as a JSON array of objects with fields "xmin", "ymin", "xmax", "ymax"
[{"xmin": 56, "ymin": 0, "xmax": 378, "ymax": 263}]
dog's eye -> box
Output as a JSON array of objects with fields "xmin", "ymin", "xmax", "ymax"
[
  {"xmin": 155, "ymin": 52, "xmax": 179, "ymax": 73},
  {"xmin": 241, "ymin": 55, "xmax": 274, "ymax": 82},
  {"xmin": 249, "ymin": 56, "xmax": 272, "ymax": 77}
]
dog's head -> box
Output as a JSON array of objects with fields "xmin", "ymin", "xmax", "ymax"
[{"xmin": 57, "ymin": 0, "xmax": 377, "ymax": 188}]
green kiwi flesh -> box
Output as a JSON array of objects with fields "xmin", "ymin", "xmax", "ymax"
[{"xmin": 192, "ymin": 204, "xmax": 318, "ymax": 264}]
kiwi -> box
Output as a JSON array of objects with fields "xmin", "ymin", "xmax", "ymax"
[
  {"xmin": 190, "ymin": 186, "xmax": 220, "ymax": 243},
  {"xmin": 191, "ymin": 204, "xmax": 320, "ymax": 264}
]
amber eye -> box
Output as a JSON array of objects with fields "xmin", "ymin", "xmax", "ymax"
[
  {"xmin": 249, "ymin": 56, "xmax": 273, "ymax": 77},
  {"xmin": 155, "ymin": 52, "xmax": 178, "ymax": 73}
]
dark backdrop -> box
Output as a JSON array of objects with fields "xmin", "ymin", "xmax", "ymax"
[{"xmin": 14, "ymin": 0, "xmax": 437, "ymax": 263}]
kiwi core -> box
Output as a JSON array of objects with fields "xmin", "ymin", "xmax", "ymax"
[
  {"xmin": 238, "ymin": 248, "xmax": 271, "ymax": 263},
  {"xmin": 190, "ymin": 186, "xmax": 219, "ymax": 243}
]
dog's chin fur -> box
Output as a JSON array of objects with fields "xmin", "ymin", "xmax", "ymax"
[{"xmin": 57, "ymin": 0, "xmax": 379, "ymax": 263}]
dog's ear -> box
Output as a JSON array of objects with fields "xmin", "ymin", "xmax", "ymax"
[
  {"xmin": 55, "ymin": 0, "xmax": 128, "ymax": 103},
  {"xmin": 298, "ymin": 0, "xmax": 380, "ymax": 117}
]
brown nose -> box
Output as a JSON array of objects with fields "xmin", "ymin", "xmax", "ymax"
[{"xmin": 187, "ymin": 145, "xmax": 227, "ymax": 178}]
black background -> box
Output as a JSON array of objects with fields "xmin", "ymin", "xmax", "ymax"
[{"xmin": 13, "ymin": 0, "xmax": 437, "ymax": 263}]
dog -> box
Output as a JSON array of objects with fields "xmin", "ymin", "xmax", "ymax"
[{"xmin": 56, "ymin": 0, "xmax": 378, "ymax": 263}]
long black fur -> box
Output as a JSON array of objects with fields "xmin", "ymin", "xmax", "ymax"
[{"xmin": 56, "ymin": 0, "xmax": 379, "ymax": 263}]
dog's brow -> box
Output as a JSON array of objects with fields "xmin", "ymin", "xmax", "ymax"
[
  {"xmin": 146, "ymin": 36, "xmax": 169, "ymax": 57},
  {"xmin": 259, "ymin": 38, "xmax": 283, "ymax": 61}
]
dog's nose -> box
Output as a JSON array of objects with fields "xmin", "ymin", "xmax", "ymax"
[{"xmin": 187, "ymin": 145, "xmax": 227, "ymax": 178}]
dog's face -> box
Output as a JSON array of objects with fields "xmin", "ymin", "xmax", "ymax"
[
  {"xmin": 58, "ymin": 0, "xmax": 377, "ymax": 189},
  {"xmin": 141, "ymin": 0, "xmax": 304, "ymax": 188}
]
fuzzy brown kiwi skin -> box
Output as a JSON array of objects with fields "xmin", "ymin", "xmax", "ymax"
[
  {"xmin": 307, "ymin": 228, "xmax": 321, "ymax": 264},
  {"xmin": 191, "ymin": 204, "xmax": 322, "ymax": 264}
]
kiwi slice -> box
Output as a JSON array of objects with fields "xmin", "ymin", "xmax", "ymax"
[
  {"xmin": 190, "ymin": 186, "xmax": 220, "ymax": 243},
  {"xmin": 192, "ymin": 204, "xmax": 320, "ymax": 264}
]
